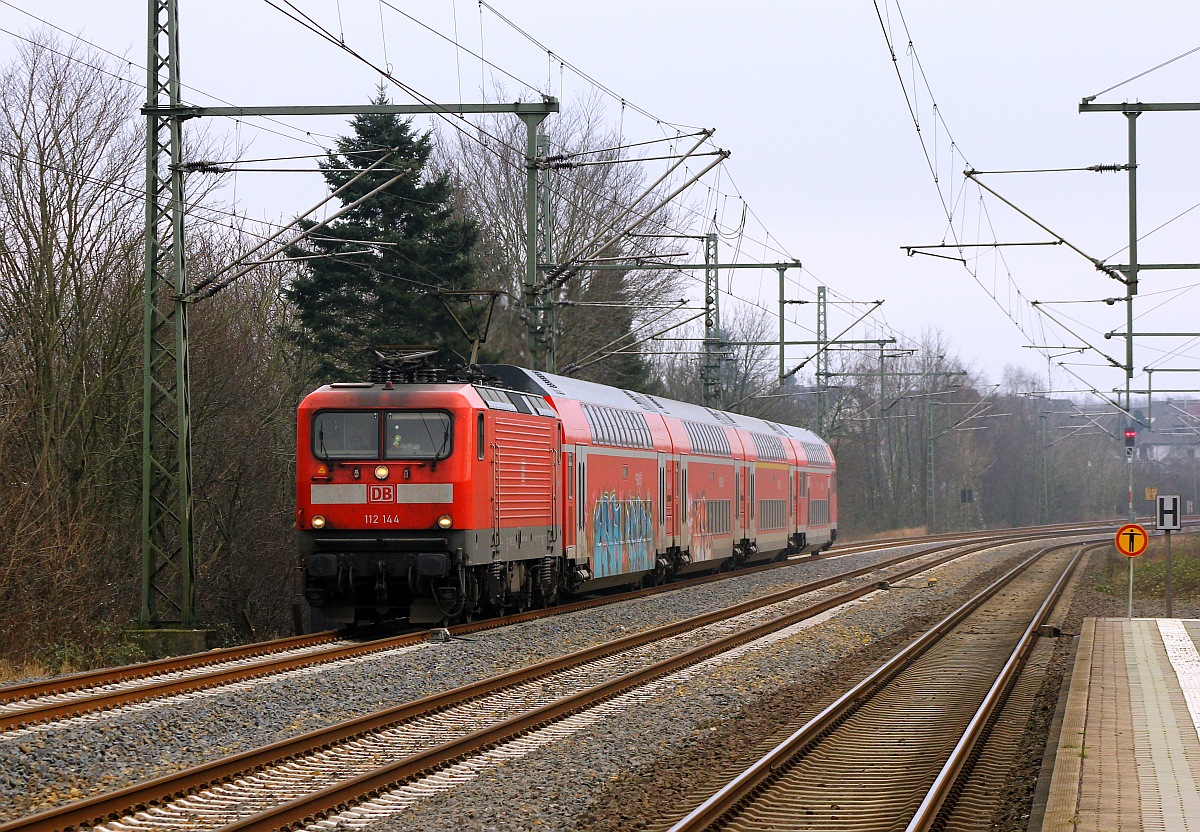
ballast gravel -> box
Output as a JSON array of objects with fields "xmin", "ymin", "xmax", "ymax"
[{"xmin": 0, "ymin": 536, "xmax": 1089, "ymax": 828}]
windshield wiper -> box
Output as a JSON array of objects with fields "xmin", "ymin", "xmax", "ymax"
[{"xmin": 431, "ymin": 424, "xmax": 450, "ymax": 471}]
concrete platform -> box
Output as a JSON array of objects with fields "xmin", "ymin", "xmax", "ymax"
[{"xmin": 1039, "ymin": 618, "xmax": 1200, "ymax": 831}]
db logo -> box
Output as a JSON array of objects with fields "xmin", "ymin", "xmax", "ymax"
[{"xmin": 368, "ymin": 484, "xmax": 395, "ymax": 503}]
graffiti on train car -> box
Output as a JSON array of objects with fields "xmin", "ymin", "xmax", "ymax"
[{"xmin": 591, "ymin": 491, "xmax": 653, "ymax": 577}]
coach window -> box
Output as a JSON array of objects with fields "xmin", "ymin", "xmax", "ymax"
[
  {"xmin": 313, "ymin": 411, "xmax": 379, "ymax": 459},
  {"xmin": 385, "ymin": 411, "xmax": 453, "ymax": 460}
]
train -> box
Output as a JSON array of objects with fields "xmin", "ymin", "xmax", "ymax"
[{"xmin": 295, "ymin": 360, "xmax": 837, "ymax": 628}]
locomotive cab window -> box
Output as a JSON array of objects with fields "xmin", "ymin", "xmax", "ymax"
[
  {"xmin": 507, "ymin": 393, "xmax": 533, "ymax": 414},
  {"xmin": 385, "ymin": 411, "xmax": 453, "ymax": 460},
  {"xmin": 313, "ymin": 411, "xmax": 380, "ymax": 459},
  {"xmin": 529, "ymin": 396, "xmax": 557, "ymax": 417}
]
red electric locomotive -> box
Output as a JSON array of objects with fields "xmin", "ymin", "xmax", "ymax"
[{"xmin": 296, "ymin": 360, "xmax": 836, "ymax": 628}]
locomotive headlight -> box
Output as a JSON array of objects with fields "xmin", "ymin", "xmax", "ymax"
[
  {"xmin": 437, "ymin": 514, "xmax": 453, "ymax": 530},
  {"xmin": 374, "ymin": 465, "xmax": 390, "ymax": 480},
  {"xmin": 311, "ymin": 515, "xmax": 326, "ymax": 530}
]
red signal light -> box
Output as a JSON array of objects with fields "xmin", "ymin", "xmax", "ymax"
[{"xmin": 1124, "ymin": 428, "xmax": 1136, "ymax": 448}]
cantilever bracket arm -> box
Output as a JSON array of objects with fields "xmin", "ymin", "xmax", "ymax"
[
  {"xmin": 903, "ymin": 247, "xmax": 966, "ymax": 264},
  {"xmin": 141, "ymin": 101, "xmax": 561, "ymax": 119},
  {"xmin": 964, "ymin": 170, "xmax": 1128, "ymax": 284},
  {"xmin": 903, "ymin": 241, "xmax": 1063, "ymax": 262},
  {"xmin": 1106, "ymin": 331, "xmax": 1200, "ymax": 339}
]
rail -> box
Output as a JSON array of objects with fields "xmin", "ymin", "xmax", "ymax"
[
  {"xmin": 665, "ymin": 538, "xmax": 1102, "ymax": 832},
  {"xmin": 0, "ymin": 525, "xmax": 1106, "ymax": 732},
  {"xmin": 0, "ymin": 532, "xmax": 1085, "ymax": 832}
]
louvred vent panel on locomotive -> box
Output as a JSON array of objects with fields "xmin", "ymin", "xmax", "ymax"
[{"xmin": 493, "ymin": 414, "xmax": 555, "ymax": 524}]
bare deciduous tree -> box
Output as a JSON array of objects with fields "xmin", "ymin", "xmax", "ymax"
[
  {"xmin": 0, "ymin": 34, "xmax": 307, "ymax": 663},
  {"xmin": 436, "ymin": 90, "xmax": 691, "ymax": 390},
  {"xmin": 185, "ymin": 222, "xmax": 308, "ymax": 641},
  {"xmin": 0, "ymin": 33, "xmax": 145, "ymax": 661}
]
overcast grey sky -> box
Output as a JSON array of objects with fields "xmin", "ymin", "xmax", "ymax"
[{"xmin": 7, "ymin": 1, "xmax": 1200, "ymax": 402}]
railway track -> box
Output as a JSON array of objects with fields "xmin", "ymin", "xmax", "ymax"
[
  {"xmin": 664, "ymin": 538, "xmax": 1104, "ymax": 832},
  {"xmin": 0, "ymin": 529, "xmax": 1099, "ymax": 832},
  {"xmin": 0, "ymin": 524, "xmax": 1101, "ymax": 734}
]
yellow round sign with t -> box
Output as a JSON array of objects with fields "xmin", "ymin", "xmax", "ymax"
[
  {"xmin": 1114, "ymin": 523, "xmax": 1149, "ymax": 618},
  {"xmin": 1114, "ymin": 523, "xmax": 1148, "ymax": 557}
]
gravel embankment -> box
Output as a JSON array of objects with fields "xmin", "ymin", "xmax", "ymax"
[
  {"xmin": 580, "ymin": 546, "xmax": 1188, "ymax": 832},
  {"xmin": 358, "ymin": 540, "xmax": 1064, "ymax": 832},
  {"xmin": 0, "ymin": 538, "xmax": 1093, "ymax": 829}
]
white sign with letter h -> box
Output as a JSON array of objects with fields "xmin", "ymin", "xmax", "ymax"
[{"xmin": 1157, "ymin": 494, "xmax": 1182, "ymax": 531}]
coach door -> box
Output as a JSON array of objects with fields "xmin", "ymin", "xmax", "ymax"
[
  {"xmin": 679, "ymin": 460, "xmax": 689, "ymax": 553},
  {"xmin": 748, "ymin": 462, "xmax": 756, "ymax": 540},
  {"xmin": 563, "ymin": 448, "xmax": 576, "ymax": 554},
  {"xmin": 662, "ymin": 451, "xmax": 672, "ymax": 547},
  {"xmin": 550, "ymin": 429, "xmax": 561, "ymax": 548},
  {"xmin": 575, "ymin": 446, "xmax": 588, "ymax": 555},
  {"xmin": 801, "ymin": 468, "xmax": 811, "ymax": 525},
  {"xmin": 788, "ymin": 466, "xmax": 795, "ymax": 532},
  {"xmin": 734, "ymin": 461, "xmax": 746, "ymax": 542},
  {"xmin": 664, "ymin": 455, "xmax": 678, "ymax": 547}
]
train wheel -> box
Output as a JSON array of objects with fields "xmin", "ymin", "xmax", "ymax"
[{"xmin": 650, "ymin": 560, "xmax": 670, "ymax": 586}]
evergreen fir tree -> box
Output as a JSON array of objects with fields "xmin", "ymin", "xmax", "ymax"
[{"xmin": 287, "ymin": 90, "xmax": 478, "ymax": 380}]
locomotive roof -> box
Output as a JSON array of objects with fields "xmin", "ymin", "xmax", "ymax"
[
  {"xmin": 304, "ymin": 381, "xmax": 474, "ymax": 402},
  {"xmin": 478, "ymin": 364, "xmax": 829, "ymax": 449}
]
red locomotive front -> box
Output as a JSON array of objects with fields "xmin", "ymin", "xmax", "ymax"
[{"xmin": 296, "ymin": 377, "xmax": 561, "ymax": 627}]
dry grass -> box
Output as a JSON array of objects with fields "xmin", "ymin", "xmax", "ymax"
[
  {"xmin": 850, "ymin": 526, "xmax": 928, "ymax": 542},
  {"xmin": 1093, "ymin": 532, "xmax": 1200, "ymax": 598},
  {"xmin": 0, "ymin": 658, "xmax": 55, "ymax": 686}
]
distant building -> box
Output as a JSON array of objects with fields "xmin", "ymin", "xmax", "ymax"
[{"xmin": 1143, "ymin": 398, "xmax": 1199, "ymax": 462}]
